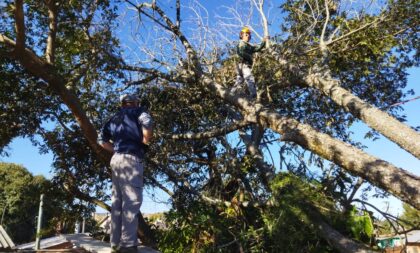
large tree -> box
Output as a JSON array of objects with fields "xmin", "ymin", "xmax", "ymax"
[
  {"xmin": 0, "ymin": 0, "xmax": 419, "ymax": 252},
  {"xmin": 0, "ymin": 162, "xmax": 85, "ymax": 243}
]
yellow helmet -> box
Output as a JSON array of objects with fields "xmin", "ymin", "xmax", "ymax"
[
  {"xmin": 241, "ymin": 26, "xmax": 251, "ymax": 33},
  {"xmin": 240, "ymin": 26, "xmax": 251, "ymax": 39}
]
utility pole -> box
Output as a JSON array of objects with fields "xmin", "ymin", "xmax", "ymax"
[
  {"xmin": 82, "ymin": 217, "xmax": 86, "ymax": 233},
  {"xmin": 1, "ymin": 203, "xmax": 7, "ymax": 226},
  {"xmin": 35, "ymin": 194, "xmax": 44, "ymax": 250}
]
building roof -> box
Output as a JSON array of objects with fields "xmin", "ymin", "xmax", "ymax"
[
  {"xmin": 406, "ymin": 230, "xmax": 420, "ymax": 243},
  {"xmin": 0, "ymin": 225, "xmax": 15, "ymax": 249},
  {"xmin": 16, "ymin": 235, "xmax": 68, "ymax": 250}
]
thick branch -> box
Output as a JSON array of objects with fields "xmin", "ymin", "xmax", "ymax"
[
  {"xmin": 240, "ymin": 124, "xmax": 274, "ymax": 188},
  {"xmin": 269, "ymin": 113, "xmax": 420, "ymax": 209},
  {"xmin": 206, "ymin": 79, "xmax": 420, "ymax": 209}
]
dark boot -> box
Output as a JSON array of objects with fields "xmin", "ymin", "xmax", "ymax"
[{"xmin": 120, "ymin": 246, "xmax": 138, "ymax": 253}]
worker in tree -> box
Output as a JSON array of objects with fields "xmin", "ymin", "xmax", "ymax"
[
  {"xmin": 232, "ymin": 26, "xmax": 269, "ymax": 99},
  {"xmin": 99, "ymin": 94, "xmax": 153, "ymax": 253}
]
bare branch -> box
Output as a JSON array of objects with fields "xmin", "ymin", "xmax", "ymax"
[
  {"xmin": 0, "ymin": 33, "xmax": 16, "ymax": 48},
  {"xmin": 319, "ymin": 0, "xmax": 330, "ymax": 53},
  {"xmin": 251, "ymin": 0, "xmax": 269, "ymax": 38},
  {"xmin": 147, "ymin": 176, "xmax": 174, "ymax": 197},
  {"xmin": 353, "ymin": 199, "xmax": 400, "ymax": 234},
  {"xmin": 176, "ymin": 0, "xmax": 181, "ymax": 28},
  {"xmin": 125, "ymin": 1, "xmax": 171, "ymax": 30},
  {"xmin": 130, "ymin": 0, "xmax": 200, "ymax": 69},
  {"xmin": 169, "ymin": 120, "xmax": 250, "ymax": 140},
  {"xmin": 120, "ymin": 64, "xmax": 183, "ymax": 83},
  {"xmin": 347, "ymin": 177, "xmax": 364, "ymax": 205}
]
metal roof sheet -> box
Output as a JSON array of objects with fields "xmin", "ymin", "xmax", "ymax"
[{"xmin": 16, "ymin": 235, "xmax": 69, "ymax": 250}]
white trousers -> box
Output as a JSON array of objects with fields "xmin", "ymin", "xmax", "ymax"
[
  {"xmin": 233, "ymin": 63, "xmax": 257, "ymax": 98},
  {"xmin": 110, "ymin": 153, "xmax": 144, "ymax": 248}
]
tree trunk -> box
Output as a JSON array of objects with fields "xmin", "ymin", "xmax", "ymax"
[
  {"xmin": 207, "ymin": 79, "xmax": 420, "ymax": 209},
  {"xmin": 1, "ymin": 36, "xmax": 157, "ymax": 245}
]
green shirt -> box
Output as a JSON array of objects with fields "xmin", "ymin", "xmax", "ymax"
[{"xmin": 237, "ymin": 40, "xmax": 266, "ymax": 66}]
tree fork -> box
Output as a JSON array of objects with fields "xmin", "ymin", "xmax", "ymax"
[{"xmin": 208, "ymin": 80, "xmax": 420, "ymax": 209}]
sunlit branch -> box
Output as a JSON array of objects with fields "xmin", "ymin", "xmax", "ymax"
[
  {"xmin": 251, "ymin": 0, "xmax": 269, "ymax": 46},
  {"xmin": 169, "ymin": 120, "xmax": 250, "ymax": 140},
  {"xmin": 45, "ymin": 0, "xmax": 58, "ymax": 64}
]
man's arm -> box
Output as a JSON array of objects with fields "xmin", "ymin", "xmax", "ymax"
[
  {"xmin": 142, "ymin": 127, "xmax": 153, "ymax": 145},
  {"xmin": 100, "ymin": 142, "xmax": 114, "ymax": 153},
  {"xmin": 139, "ymin": 111, "xmax": 153, "ymax": 145},
  {"xmin": 99, "ymin": 119, "xmax": 114, "ymax": 153},
  {"xmin": 254, "ymin": 37, "xmax": 268, "ymax": 52}
]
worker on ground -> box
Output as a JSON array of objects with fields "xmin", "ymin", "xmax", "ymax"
[
  {"xmin": 232, "ymin": 26, "xmax": 269, "ymax": 99},
  {"xmin": 99, "ymin": 94, "xmax": 153, "ymax": 253}
]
